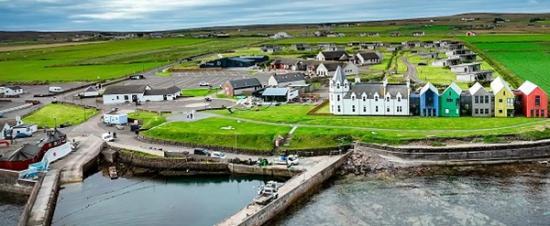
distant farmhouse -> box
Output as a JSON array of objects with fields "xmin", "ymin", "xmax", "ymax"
[
  {"xmin": 271, "ymin": 32, "xmax": 292, "ymax": 39},
  {"xmin": 200, "ymin": 56, "xmax": 268, "ymax": 68},
  {"xmin": 102, "ymin": 85, "xmax": 180, "ymax": 105}
]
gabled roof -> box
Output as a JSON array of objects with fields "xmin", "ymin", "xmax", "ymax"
[
  {"xmin": 145, "ymin": 86, "xmax": 180, "ymax": 95},
  {"xmin": 517, "ymin": 80, "xmax": 539, "ymax": 95},
  {"xmin": 331, "ymin": 66, "xmax": 346, "ymax": 83},
  {"xmin": 272, "ymin": 73, "xmax": 305, "ymax": 83},
  {"xmin": 272, "ymin": 58, "xmax": 298, "ymax": 65},
  {"xmin": 450, "ymin": 62, "xmax": 481, "ymax": 68},
  {"xmin": 386, "ymin": 84, "xmax": 409, "ymax": 99},
  {"xmin": 469, "ymin": 82, "xmax": 486, "ymax": 95},
  {"xmin": 84, "ymin": 86, "xmax": 98, "ymax": 92},
  {"xmin": 320, "ymin": 62, "xmax": 344, "ymax": 72},
  {"xmin": 490, "ymin": 77, "xmax": 512, "ymax": 93},
  {"xmin": 228, "ymin": 78, "xmax": 262, "ymax": 89},
  {"xmin": 358, "ymin": 52, "xmax": 380, "ymax": 60},
  {"xmin": 320, "ymin": 51, "xmax": 348, "ymax": 60},
  {"xmin": 445, "ymin": 82, "xmax": 462, "ymax": 95},
  {"xmin": 4, "ymin": 86, "xmax": 22, "ymax": 90},
  {"xmin": 103, "ymin": 85, "xmax": 147, "ymax": 95},
  {"xmin": 420, "ymin": 82, "xmax": 438, "ymax": 95},
  {"xmin": 344, "ymin": 83, "xmax": 384, "ymax": 99}
]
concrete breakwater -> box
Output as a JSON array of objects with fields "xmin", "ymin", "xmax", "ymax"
[
  {"xmin": 218, "ymin": 151, "xmax": 352, "ymax": 226},
  {"xmin": 357, "ymin": 140, "xmax": 550, "ymax": 165}
]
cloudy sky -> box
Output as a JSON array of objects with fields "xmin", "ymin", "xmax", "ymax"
[{"xmin": 0, "ymin": 0, "xmax": 548, "ymax": 31}]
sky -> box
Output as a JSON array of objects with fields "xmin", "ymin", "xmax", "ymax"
[{"xmin": 0, "ymin": 0, "xmax": 549, "ymax": 31}]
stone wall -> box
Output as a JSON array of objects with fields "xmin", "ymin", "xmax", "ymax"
[{"xmin": 357, "ymin": 140, "xmax": 550, "ymax": 163}]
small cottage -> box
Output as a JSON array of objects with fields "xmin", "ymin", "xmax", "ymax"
[
  {"xmin": 0, "ymin": 86, "xmax": 23, "ymax": 97},
  {"xmin": 439, "ymin": 83, "xmax": 462, "ymax": 117},
  {"xmin": 355, "ymin": 52, "xmax": 382, "ymax": 65},
  {"xmin": 490, "ymin": 77, "xmax": 515, "ymax": 117},
  {"xmin": 223, "ymin": 78, "xmax": 262, "ymax": 97},
  {"xmin": 516, "ymin": 81, "xmax": 548, "ymax": 118},
  {"xmin": 469, "ymin": 82, "xmax": 494, "ymax": 117},
  {"xmin": 419, "ymin": 83, "xmax": 439, "ymax": 117}
]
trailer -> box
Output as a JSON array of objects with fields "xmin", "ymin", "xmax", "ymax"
[{"xmin": 103, "ymin": 113, "xmax": 128, "ymax": 125}]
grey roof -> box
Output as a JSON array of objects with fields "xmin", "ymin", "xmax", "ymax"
[
  {"xmin": 272, "ymin": 73, "xmax": 305, "ymax": 83},
  {"xmin": 321, "ymin": 62, "xmax": 344, "ymax": 71},
  {"xmin": 358, "ymin": 52, "xmax": 380, "ymax": 60},
  {"xmin": 103, "ymin": 85, "xmax": 147, "ymax": 95},
  {"xmin": 5, "ymin": 86, "xmax": 22, "ymax": 90},
  {"xmin": 84, "ymin": 86, "xmax": 98, "ymax": 92},
  {"xmin": 386, "ymin": 84, "xmax": 409, "ymax": 99},
  {"xmin": 262, "ymin": 88, "xmax": 288, "ymax": 96},
  {"xmin": 272, "ymin": 58, "xmax": 298, "ymax": 65},
  {"xmin": 228, "ymin": 78, "xmax": 262, "ymax": 89},
  {"xmin": 321, "ymin": 51, "xmax": 348, "ymax": 60},
  {"xmin": 145, "ymin": 86, "xmax": 180, "ymax": 96},
  {"xmin": 344, "ymin": 83, "xmax": 384, "ymax": 99}
]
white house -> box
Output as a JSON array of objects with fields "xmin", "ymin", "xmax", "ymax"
[
  {"xmin": 329, "ymin": 66, "xmax": 410, "ymax": 116},
  {"xmin": 343, "ymin": 63, "xmax": 360, "ymax": 75},
  {"xmin": 270, "ymin": 32, "xmax": 292, "ymax": 39},
  {"xmin": 316, "ymin": 62, "xmax": 342, "ymax": 77},
  {"xmin": 355, "ymin": 52, "xmax": 382, "ymax": 65},
  {"xmin": 79, "ymin": 86, "xmax": 100, "ymax": 98},
  {"xmin": 451, "ymin": 62, "xmax": 481, "ymax": 73},
  {"xmin": 316, "ymin": 51, "xmax": 349, "ymax": 61},
  {"xmin": 102, "ymin": 85, "xmax": 180, "ymax": 105},
  {"xmin": 0, "ymin": 86, "xmax": 23, "ymax": 97},
  {"xmin": 268, "ymin": 73, "xmax": 306, "ymax": 87}
]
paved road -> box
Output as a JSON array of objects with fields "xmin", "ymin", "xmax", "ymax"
[{"xmin": 401, "ymin": 57, "xmax": 423, "ymax": 84}]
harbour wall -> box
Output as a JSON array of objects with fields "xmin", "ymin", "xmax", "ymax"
[{"xmin": 218, "ymin": 151, "xmax": 352, "ymax": 226}]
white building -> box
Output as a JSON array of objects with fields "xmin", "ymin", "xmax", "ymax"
[
  {"xmin": 102, "ymin": 85, "xmax": 180, "ymax": 105},
  {"xmin": 0, "ymin": 86, "xmax": 23, "ymax": 97},
  {"xmin": 355, "ymin": 52, "xmax": 382, "ymax": 65},
  {"xmin": 79, "ymin": 86, "xmax": 100, "ymax": 98},
  {"xmin": 329, "ymin": 66, "xmax": 410, "ymax": 116},
  {"xmin": 268, "ymin": 73, "xmax": 306, "ymax": 87}
]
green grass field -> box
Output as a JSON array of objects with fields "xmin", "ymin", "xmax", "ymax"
[
  {"xmin": 23, "ymin": 103, "xmax": 98, "ymax": 128},
  {"xmin": 0, "ymin": 37, "xmax": 263, "ymax": 83},
  {"xmin": 464, "ymin": 38, "xmax": 550, "ymax": 92},
  {"xmin": 143, "ymin": 118, "xmax": 290, "ymax": 152},
  {"xmin": 142, "ymin": 104, "xmax": 550, "ymax": 151},
  {"xmin": 128, "ymin": 111, "xmax": 167, "ymax": 130}
]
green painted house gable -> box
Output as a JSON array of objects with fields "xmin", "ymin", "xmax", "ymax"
[{"xmin": 439, "ymin": 83, "xmax": 462, "ymax": 117}]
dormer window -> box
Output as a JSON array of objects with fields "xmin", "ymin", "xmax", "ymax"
[
  {"xmin": 386, "ymin": 96, "xmax": 390, "ymax": 102},
  {"xmin": 375, "ymin": 96, "xmax": 378, "ymax": 101},
  {"xmin": 362, "ymin": 96, "xmax": 366, "ymax": 102},
  {"xmin": 351, "ymin": 95, "xmax": 355, "ymax": 101},
  {"xmin": 397, "ymin": 97, "xmax": 401, "ymax": 102},
  {"xmin": 336, "ymin": 83, "xmax": 340, "ymax": 89}
]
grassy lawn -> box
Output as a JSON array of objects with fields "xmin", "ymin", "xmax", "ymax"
[
  {"xmin": 128, "ymin": 111, "xmax": 167, "ymax": 130},
  {"xmin": 181, "ymin": 88, "xmax": 219, "ymax": 97},
  {"xmin": 143, "ymin": 118, "xmax": 291, "ymax": 152},
  {"xmin": 23, "ymin": 103, "xmax": 97, "ymax": 128},
  {"xmin": 0, "ymin": 37, "xmax": 263, "ymax": 83}
]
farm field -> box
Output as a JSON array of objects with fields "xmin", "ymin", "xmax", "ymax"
[
  {"xmin": 0, "ymin": 37, "xmax": 262, "ymax": 83},
  {"xmin": 463, "ymin": 35, "xmax": 550, "ymax": 92},
  {"xmin": 23, "ymin": 103, "xmax": 98, "ymax": 128}
]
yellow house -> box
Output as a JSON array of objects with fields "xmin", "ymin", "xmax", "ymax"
[{"xmin": 490, "ymin": 77, "xmax": 515, "ymax": 117}]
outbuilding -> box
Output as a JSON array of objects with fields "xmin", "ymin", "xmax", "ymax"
[
  {"xmin": 223, "ymin": 78, "xmax": 262, "ymax": 97},
  {"xmin": 268, "ymin": 73, "xmax": 306, "ymax": 87}
]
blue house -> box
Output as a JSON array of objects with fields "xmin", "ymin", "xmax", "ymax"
[{"xmin": 419, "ymin": 83, "xmax": 440, "ymax": 117}]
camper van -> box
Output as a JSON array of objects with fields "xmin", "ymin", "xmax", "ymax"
[{"xmin": 48, "ymin": 87, "xmax": 64, "ymax": 93}]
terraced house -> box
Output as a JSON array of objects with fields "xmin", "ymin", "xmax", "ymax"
[
  {"xmin": 329, "ymin": 67, "xmax": 409, "ymax": 116},
  {"xmin": 469, "ymin": 82, "xmax": 494, "ymax": 117},
  {"xmin": 491, "ymin": 77, "xmax": 515, "ymax": 117},
  {"xmin": 516, "ymin": 81, "xmax": 548, "ymax": 118},
  {"xmin": 419, "ymin": 83, "xmax": 440, "ymax": 117},
  {"xmin": 439, "ymin": 82, "xmax": 462, "ymax": 117}
]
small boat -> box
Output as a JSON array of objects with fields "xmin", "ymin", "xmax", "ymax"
[{"xmin": 108, "ymin": 166, "xmax": 118, "ymax": 179}]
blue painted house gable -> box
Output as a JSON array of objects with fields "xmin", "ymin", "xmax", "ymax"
[{"xmin": 419, "ymin": 83, "xmax": 440, "ymax": 117}]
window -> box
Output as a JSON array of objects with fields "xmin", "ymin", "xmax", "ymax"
[
  {"xmin": 535, "ymin": 96, "xmax": 541, "ymax": 106},
  {"xmin": 376, "ymin": 106, "xmax": 379, "ymax": 112},
  {"xmin": 542, "ymin": 110, "xmax": 545, "ymax": 117},
  {"xmin": 485, "ymin": 96, "xmax": 489, "ymax": 103},
  {"xmin": 475, "ymin": 96, "xmax": 479, "ymax": 103},
  {"xmin": 336, "ymin": 83, "xmax": 340, "ymax": 89},
  {"xmin": 337, "ymin": 105, "xmax": 341, "ymax": 112},
  {"xmin": 447, "ymin": 98, "xmax": 453, "ymax": 103},
  {"xmin": 387, "ymin": 107, "xmax": 390, "ymax": 112},
  {"xmin": 485, "ymin": 109, "xmax": 489, "ymax": 114},
  {"xmin": 475, "ymin": 109, "xmax": 479, "ymax": 114},
  {"xmin": 531, "ymin": 109, "xmax": 534, "ymax": 117},
  {"xmin": 397, "ymin": 97, "xmax": 401, "ymax": 102},
  {"xmin": 445, "ymin": 109, "xmax": 449, "ymax": 114},
  {"xmin": 362, "ymin": 96, "xmax": 366, "ymax": 102},
  {"xmin": 124, "ymin": 95, "xmax": 129, "ymax": 100},
  {"xmin": 375, "ymin": 96, "xmax": 378, "ymax": 101},
  {"xmin": 386, "ymin": 97, "xmax": 390, "ymax": 102},
  {"xmin": 337, "ymin": 95, "xmax": 340, "ymax": 101},
  {"xmin": 499, "ymin": 99, "xmax": 503, "ymax": 103},
  {"xmin": 499, "ymin": 110, "xmax": 503, "ymax": 114},
  {"xmin": 352, "ymin": 105, "xmax": 356, "ymax": 112},
  {"xmin": 351, "ymin": 96, "xmax": 355, "ymax": 101},
  {"xmin": 363, "ymin": 106, "xmax": 367, "ymax": 112}
]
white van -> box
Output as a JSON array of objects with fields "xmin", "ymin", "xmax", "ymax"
[
  {"xmin": 102, "ymin": 133, "xmax": 114, "ymax": 142},
  {"xmin": 49, "ymin": 86, "xmax": 64, "ymax": 93}
]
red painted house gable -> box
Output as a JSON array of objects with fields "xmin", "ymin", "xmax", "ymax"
[{"xmin": 518, "ymin": 81, "xmax": 548, "ymax": 118}]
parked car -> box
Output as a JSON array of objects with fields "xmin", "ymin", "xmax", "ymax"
[
  {"xmin": 193, "ymin": 148, "xmax": 209, "ymax": 156},
  {"xmin": 205, "ymin": 97, "xmax": 212, "ymax": 102},
  {"xmin": 48, "ymin": 86, "xmax": 64, "ymax": 93},
  {"xmin": 102, "ymin": 133, "xmax": 115, "ymax": 142},
  {"xmin": 129, "ymin": 74, "xmax": 145, "ymax": 80},
  {"xmin": 199, "ymin": 82, "xmax": 211, "ymax": 87},
  {"xmin": 210, "ymin": 151, "xmax": 225, "ymax": 159}
]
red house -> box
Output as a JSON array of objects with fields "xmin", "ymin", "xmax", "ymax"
[{"xmin": 517, "ymin": 81, "xmax": 548, "ymax": 118}]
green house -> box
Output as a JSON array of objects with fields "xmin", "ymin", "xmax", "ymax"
[{"xmin": 439, "ymin": 82, "xmax": 462, "ymax": 117}]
